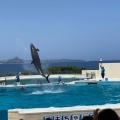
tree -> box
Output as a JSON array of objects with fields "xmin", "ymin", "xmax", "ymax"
[{"xmin": 48, "ymin": 66, "xmax": 86, "ymax": 74}]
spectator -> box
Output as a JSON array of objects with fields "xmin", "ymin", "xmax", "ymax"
[{"xmin": 94, "ymin": 108, "xmax": 119, "ymax": 120}]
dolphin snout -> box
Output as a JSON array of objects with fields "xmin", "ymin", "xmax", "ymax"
[
  {"xmin": 30, "ymin": 43, "xmax": 33, "ymax": 47},
  {"xmin": 30, "ymin": 44, "xmax": 34, "ymax": 49}
]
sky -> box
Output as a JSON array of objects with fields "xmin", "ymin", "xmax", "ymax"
[{"xmin": 0, "ymin": 0, "xmax": 120, "ymax": 61}]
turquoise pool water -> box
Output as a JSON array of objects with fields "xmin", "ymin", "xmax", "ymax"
[
  {"xmin": 2, "ymin": 77, "xmax": 77, "ymax": 85},
  {"xmin": 0, "ymin": 81, "xmax": 120, "ymax": 110}
]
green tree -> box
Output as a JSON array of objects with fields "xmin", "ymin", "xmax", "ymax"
[{"xmin": 48, "ymin": 66, "xmax": 86, "ymax": 74}]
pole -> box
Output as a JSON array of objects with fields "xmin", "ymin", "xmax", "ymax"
[{"xmin": 100, "ymin": 58, "xmax": 102, "ymax": 67}]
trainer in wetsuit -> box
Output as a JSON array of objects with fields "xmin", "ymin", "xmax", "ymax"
[
  {"xmin": 100, "ymin": 65, "xmax": 105, "ymax": 79},
  {"xmin": 15, "ymin": 72, "xmax": 21, "ymax": 85},
  {"xmin": 58, "ymin": 76, "xmax": 62, "ymax": 83}
]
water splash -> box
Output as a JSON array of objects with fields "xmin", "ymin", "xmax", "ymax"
[
  {"xmin": 15, "ymin": 38, "xmax": 32, "ymax": 72},
  {"xmin": 29, "ymin": 85, "xmax": 65, "ymax": 95},
  {"xmin": 15, "ymin": 38, "xmax": 29, "ymax": 56},
  {"xmin": 31, "ymin": 89, "xmax": 64, "ymax": 95}
]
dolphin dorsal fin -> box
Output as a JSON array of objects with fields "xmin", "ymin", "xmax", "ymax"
[
  {"xmin": 36, "ymin": 49, "xmax": 39, "ymax": 51},
  {"xmin": 31, "ymin": 61, "xmax": 34, "ymax": 64}
]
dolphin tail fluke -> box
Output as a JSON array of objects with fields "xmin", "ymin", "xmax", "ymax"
[
  {"xmin": 46, "ymin": 74, "xmax": 50, "ymax": 83},
  {"xmin": 31, "ymin": 61, "xmax": 34, "ymax": 64}
]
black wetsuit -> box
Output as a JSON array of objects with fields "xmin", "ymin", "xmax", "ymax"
[
  {"xmin": 101, "ymin": 67, "xmax": 105, "ymax": 78},
  {"xmin": 16, "ymin": 74, "xmax": 20, "ymax": 82},
  {"xmin": 101, "ymin": 73, "xmax": 105, "ymax": 78}
]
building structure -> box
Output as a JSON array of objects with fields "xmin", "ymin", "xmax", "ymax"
[{"xmin": 82, "ymin": 63, "xmax": 120, "ymax": 80}]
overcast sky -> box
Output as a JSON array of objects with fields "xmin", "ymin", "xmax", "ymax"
[{"xmin": 0, "ymin": 0, "xmax": 120, "ymax": 61}]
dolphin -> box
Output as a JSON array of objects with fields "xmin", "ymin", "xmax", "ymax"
[{"xmin": 30, "ymin": 43, "xmax": 50, "ymax": 83}]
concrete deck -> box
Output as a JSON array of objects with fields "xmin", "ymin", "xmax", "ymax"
[
  {"xmin": 8, "ymin": 105, "xmax": 120, "ymax": 120},
  {"xmin": 0, "ymin": 74, "xmax": 86, "ymax": 81}
]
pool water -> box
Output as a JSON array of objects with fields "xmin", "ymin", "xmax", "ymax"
[{"xmin": 0, "ymin": 82, "xmax": 120, "ymax": 110}]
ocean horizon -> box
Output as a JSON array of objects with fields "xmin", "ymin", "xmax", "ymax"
[{"xmin": 0, "ymin": 60, "xmax": 120, "ymax": 75}]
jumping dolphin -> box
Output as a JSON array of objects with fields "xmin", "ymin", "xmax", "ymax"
[{"xmin": 30, "ymin": 43, "xmax": 50, "ymax": 83}]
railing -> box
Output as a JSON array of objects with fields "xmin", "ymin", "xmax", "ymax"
[{"xmin": 86, "ymin": 72, "xmax": 96, "ymax": 79}]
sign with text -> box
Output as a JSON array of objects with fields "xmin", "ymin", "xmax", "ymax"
[
  {"xmin": 44, "ymin": 113, "xmax": 93, "ymax": 120},
  {"xmin": 62, "ymin": 115, "xmax": 71, "ymax": 120}
]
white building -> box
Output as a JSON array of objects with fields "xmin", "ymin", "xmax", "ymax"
[{"xmin": 82, "ymin": 63, "xmax": 120, "ymax": 81}]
